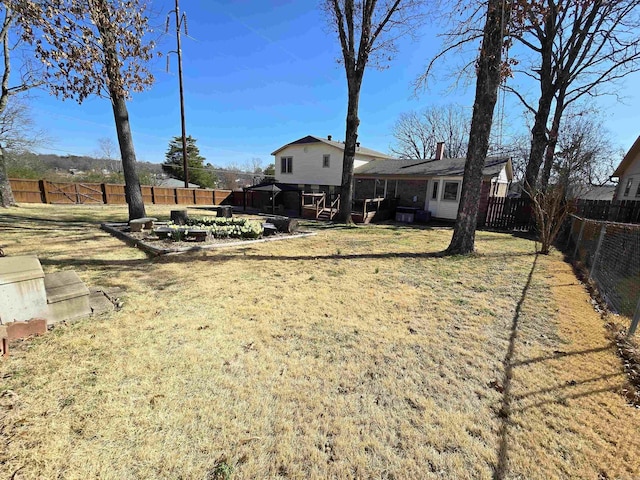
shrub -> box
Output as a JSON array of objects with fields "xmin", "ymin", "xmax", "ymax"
[{"xmin": 166, "ymin": 217, "xmax": 263, "ymax": 240}]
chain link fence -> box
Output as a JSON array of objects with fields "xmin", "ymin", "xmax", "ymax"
[{"xmin": 566, "ymin": 215, "xmax": 640, "ymax": 334}]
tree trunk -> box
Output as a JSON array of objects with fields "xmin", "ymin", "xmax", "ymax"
[
  {"xmin": 110, "ymin": 94, "xmax": 146, "ymax": 220},
  {"xmin": 539, "ymin": 92, "xmax": 565, "ymax": 192},
  {"xmin": 0, "ymin": 10, "xmax": 15, "ymax": 208},
  {"xmin": 446, "ymin": 0, "xmax": 507, "ymax": 255},
  {"xmin": 93, "ymin": 0, "xmax": 146, "ymax": 221},
  {"xmin": 539, "ymin": 125, "xmax": 558, "ymax": 193},
  {"xmin": 336, "ymin": 76, "xmax": 362, "ymax": 224},
  {"xmin": 266, "ymin": 216, "xmax": 299, "ymax": 233},
  {"xmin": 523, "ymin": 8, "xmax": 557, "ymax": 194},
  {"xmin": 171, "ymin": 209, "xmax": 188, "ymax": 225},
  {"xmin": 0, "ymin": 146, "xmax": 15, "ymax": 207}
]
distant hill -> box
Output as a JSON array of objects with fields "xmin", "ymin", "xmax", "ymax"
[{"xmin": 33, "ymin": 153, "xmax": 163, "ymax": 174}]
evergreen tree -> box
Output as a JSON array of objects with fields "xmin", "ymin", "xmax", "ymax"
[{"xmin": 162, "ymin": 135, "xmax": 216, "ymax": 188}]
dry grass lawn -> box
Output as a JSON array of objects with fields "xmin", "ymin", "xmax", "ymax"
[{"xmin": 0, "ymin": 204, "xmax": 639, "ymax": 479}]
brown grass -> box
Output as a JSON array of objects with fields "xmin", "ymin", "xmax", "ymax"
[{"xmin": 0, "ymin": 203, "xmax": 639, "ymax": 479}]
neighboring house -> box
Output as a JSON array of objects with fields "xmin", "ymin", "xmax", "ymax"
[
  {"xmin": 271, "ymin": 135, "xmax": 394, "ymax": 193},
  {"xmin": 157, "ymin": 178, "xmax": 201, "ymax": 188},
  {"xmin": 354, "ymin": 148, "xmax": 513, "ymax": 220},
  {"xmin": 613, "ymin": 135, "xmax": 640, "ymax": 201},
  {"xmin": 572, "ymin": 185, "xmax": 616, "ymax": 201}
]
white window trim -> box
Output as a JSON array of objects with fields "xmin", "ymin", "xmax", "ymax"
[
  {"xmin": 280, "ymin": 156, "xmax": 292, "ymax": 174},
  {"xmin": 431, "ymin": 180, "xmax": 439, "ymax": 200},
  {"xmin": 442, "ymin": 180, "xmax": 461, "ymax": 202},
  {"xmin": 322, "ymin": 154, "xmax": 330, "ymax": 168},
  {"xmin": 624, "ymin": 178, "xmax": 633, "ymax": 196}
]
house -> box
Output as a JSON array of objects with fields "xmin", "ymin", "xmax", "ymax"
[
  {"xmin": 271, "ymin": 135, "xmax": 394, "ymax": 193},
  {"xmin": 572, "ymin": 185, "xmax": 616, "ymax": 201},
  {"xmin": 354, "ymin": 144, "xmax": 512, "ymax": 220},
  {"xmin": 157, "ymin": 178, "xmax": 201, "ymax": 188},
  {"xmin": 612, "ymin": 135, "xmax": 640, "ymax": 200}
]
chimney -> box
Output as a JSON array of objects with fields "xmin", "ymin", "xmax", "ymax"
[
  {"xmin": 327, "ymin": 135, "xmax": 332, "ymax": 141},
  {"xmin": 435, "ymin": 142, "xmax": 445, "ymax": 160}
]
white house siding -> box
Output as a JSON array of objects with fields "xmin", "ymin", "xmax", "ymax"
[
  {"xmin": 491, "ymin": 166, "xmax": 510, "ymax": 197},
  {"xmin": 617, "ymin": 151, "xmax": 640, "ymax": 200},
  {"xmin": 428, "ymin": 176, "xmax": 463, "ymax": 220},
  {"xmin": 274, "ymin": 142, "xmax": 380, "ymax": 187}
]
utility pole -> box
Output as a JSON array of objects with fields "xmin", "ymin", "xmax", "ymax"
[{"xmin": 167, "ymin": 0, "xmax": 189, "ymax": 188}]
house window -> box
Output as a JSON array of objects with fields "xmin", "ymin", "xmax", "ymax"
[
  {"xmin": 280, "ymin": 156, "xmax": 292, "ymax": 174},
  {"xmin": 432, "ymin": 181, "xmax": 439, "ymax": 200},
  {"xmin": 624, "ymin": 178, "xmax": 633, "ymax": 196},
  {"xmin": 323, "ymin": 154, "xmax": 330, "ymax": 168},
  {"xmin": 442, "ymin": 181, "xmax": 460, "ymax": 201}
]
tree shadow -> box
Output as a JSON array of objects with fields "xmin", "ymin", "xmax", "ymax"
[
  {"xmin": 493, "ymin": 255, "xmax": 619, "ymax": 479},
  {"xmin": 493, "ymin": 254, "xmax": 538, "ymax": 480}
]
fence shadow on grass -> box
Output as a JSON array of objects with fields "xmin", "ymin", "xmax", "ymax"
[{"xmin": 152, "ymin": 249, "xmax": 541, "ymax": 269}]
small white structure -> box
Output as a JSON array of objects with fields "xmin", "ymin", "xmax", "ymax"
[
  {"xmin": 0, "ymin": 256, "xmax": 49, "ymax": 323},
  {"xmin": 0, "ymin": 256, "xmax": 91, "ymax": 327},
  {"xmin": 271, "ymin": 135, "xmax": 394, "ymax": 191},
  {"xmin": 613, "ymin": 135, "xmax": 640, "ymax": 200}
]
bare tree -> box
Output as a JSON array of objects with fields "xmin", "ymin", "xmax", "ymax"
[
  {"xmin": 446, "ymin": 0, "xmax": 510, "ymax": 255},
  {"xmin": 13, "ymin": 0, "xmax": 157, "ymax": 220},
  {"xmin": 531, "ymin": 184, "xmax": 574, "ymax": 255},
  {"xmin": 0, "ymin": 4, "xmax": 42, "ymax": 207},
  {"xmin": 551, "ymin": 114, "xmax": 619, "ymax": 193},
  {"xmin": 324, "ymin": 0, "xmax": 423, "ymax": 223},
  {"xmin": 0, "ymin": 97, "xmax": 45, "ymax": 151},
  {"xmin": 391, "ymin": 104, "xmax": 470, "ymax": 159},
  {"xmin": 504, "ymin": 0, "xmax": 640, "ymax": 193},
  {"xmin": 96, "ymin": 136, "xmax": 120, "ymax": 173}
]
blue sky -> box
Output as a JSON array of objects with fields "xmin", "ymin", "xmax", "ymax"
[{"xmin": 26, "ymin": 0, "xmax": 640, "ymax": 169}]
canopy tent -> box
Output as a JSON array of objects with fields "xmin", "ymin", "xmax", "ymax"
[{"xmin": 242, "ymin": 182, "xmax": 302, "ymax": 215}]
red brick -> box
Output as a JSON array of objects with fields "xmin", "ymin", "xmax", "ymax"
[{"xmin": 6, "ymin": 319, "xmax": 47, "ymax": 341}]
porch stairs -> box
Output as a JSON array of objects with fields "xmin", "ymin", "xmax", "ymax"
[
  {"xmin": 317, "ymin": 207, "xmax": 339, "ymax": 221},
  {"xmin": 301, "ymin": 193, "xmax": 340, "ymax": 221}
]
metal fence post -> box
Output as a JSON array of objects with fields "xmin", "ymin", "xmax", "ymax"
[
  {"xmin": 629, "ymin": 296, "xmax": 640, "ymax": 337},
  {"xmin": 573, "ymin": 217, "xmax": 586, "ymax": 260},
  {"xmin": 589, "ymin": 223, "xmax": 607, "ymax": 281}
]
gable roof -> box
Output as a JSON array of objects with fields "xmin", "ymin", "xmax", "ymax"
[
  {"xmin": 354, "ymin": 156, "xmax": 511, "ymax": 178},
  {"xmin": 157, "ymin": 178, "xmax": 201, "ymax": 188},
  {"xmin": 271, "ymin": 135, "xmax": 395, "ymax": 160},
  {"xmin": 572, "ymin": 185, "xmax": 616, "ymax": 201},
  {"xmin": 613, "ymin": 135, "xmax": 640, "ymax": 177}
]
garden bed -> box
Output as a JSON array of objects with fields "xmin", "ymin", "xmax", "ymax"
[{"xmin": 100, "ymin": 221, "xmax": 315, "ymax": 256}]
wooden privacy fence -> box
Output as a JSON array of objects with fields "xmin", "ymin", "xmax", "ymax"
[
  {"xmin": 575, "ymin": 199, "xmax": 640, "ymax": 224},
  {"xmin": 9, "ymin": 178, "xmax": 233, "ymax": 206},
  {"xmin": 482, "ymin": 197, "xmax": 534, "ymax": 231}
]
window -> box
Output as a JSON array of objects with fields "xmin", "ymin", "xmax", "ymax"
[
  {"xmin": 323, "ymin": 154, "xmax": 330, "ymax": 168},
  {"xmin": 442, "ymin": 181, "xmax": 460, "ymax": 201},
  {"xmin": 636, "ymin": 183, "xmax": 640, "ymax": 198},
  {"xmin": 624, "ymin": 178, "xmax": 633, "ymax": 196},
  {"xmin": 431, "ymin": 181, "xmax": 439, "ymax": 200},
  {"xmin": 280, "ymin": 156, "xmax": 292, "ymax": 174}
]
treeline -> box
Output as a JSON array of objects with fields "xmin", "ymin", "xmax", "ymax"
[{"xmin": 5, "ymin": 151, "xmax": 163, "ymax": 185}]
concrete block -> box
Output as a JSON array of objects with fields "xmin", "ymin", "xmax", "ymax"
[
  {"xmin": 89, "ymin": 291, "xmax": 114, "ymax": 315},
  {"xmin": 0, "ymin": 256, "xmax": 48, "ymax": 323},
  {"xmin": 44, "ymin": 271, "xmax": 91, "ymax": 325}
]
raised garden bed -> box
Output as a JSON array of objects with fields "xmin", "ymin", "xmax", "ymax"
[{"xmin": 101, "ymin": 217, "xmax": 315, "ymax": 256}]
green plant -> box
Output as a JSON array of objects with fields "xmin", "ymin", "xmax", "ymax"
[{"xmin": 167, "ymin": 217, "xmax": 264, "ymax": 241}]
